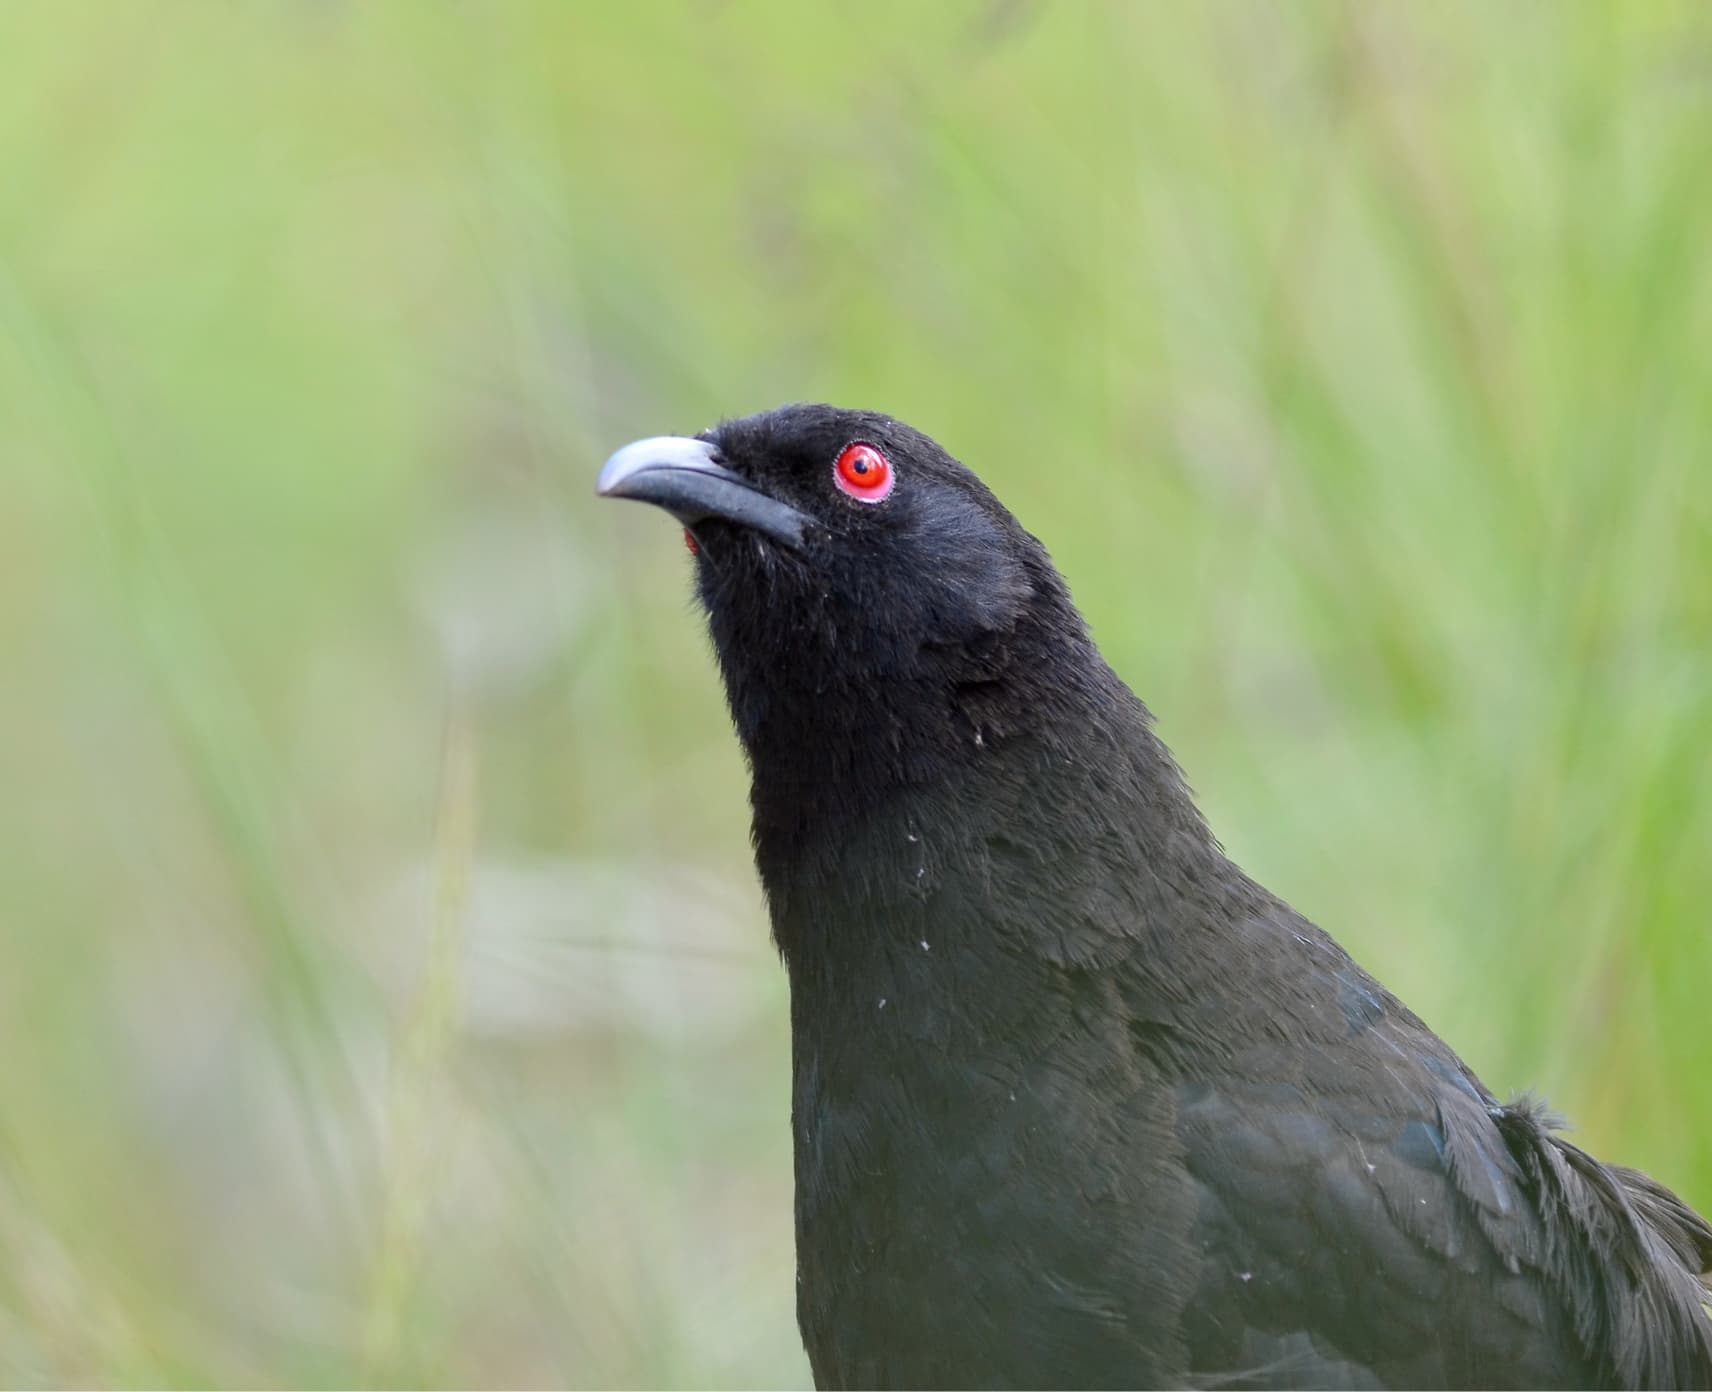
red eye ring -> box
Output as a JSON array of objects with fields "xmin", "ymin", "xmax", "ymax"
[{"xmin": 833, "ymin": 442, "xmax": 893, "ymax": 503}]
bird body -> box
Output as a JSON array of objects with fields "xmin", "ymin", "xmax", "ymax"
[{"xmin": 598, "ymin": 405, "xmax": 1712, "ymax": 1389}]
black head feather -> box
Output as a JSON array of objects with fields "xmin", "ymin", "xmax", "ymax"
[{"xmin": 692, "ymin": 403, "xmax": 1050, "ymax": 740}]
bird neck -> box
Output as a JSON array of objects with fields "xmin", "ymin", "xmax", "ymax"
[{"xmin": 748, "ymin": 645, "xmax": 1227, "ymax": 981}]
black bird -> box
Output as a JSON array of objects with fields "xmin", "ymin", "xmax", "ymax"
[{"xmin": 597, "ymin": 404, "xmax": 1712, "ymax": 1390}]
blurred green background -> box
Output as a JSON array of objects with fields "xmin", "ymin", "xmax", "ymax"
[{"xmin": 4, "ymin": 2, "xmax": 1711, "ymax": 1386}]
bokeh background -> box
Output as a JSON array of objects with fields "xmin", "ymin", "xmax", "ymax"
[{"xmin": 4, "ymin": 2, "xmax": 1711, "ymax": 1386}]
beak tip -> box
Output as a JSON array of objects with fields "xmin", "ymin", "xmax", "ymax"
[{"xmin": 597, "ymin": 437, "xmax": 677, "ymax": 500}]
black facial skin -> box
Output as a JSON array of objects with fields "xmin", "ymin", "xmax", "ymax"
[{"xmin": 597, "ymin": 404, "xmax": 1712, "ymax": 1391}]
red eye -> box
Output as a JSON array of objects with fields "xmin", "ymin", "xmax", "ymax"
[{"xmin": 833, "ymin": 442, "xmax": 893, "ymax": 503}]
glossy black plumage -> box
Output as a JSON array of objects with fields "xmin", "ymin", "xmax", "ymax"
[{"xmin": 600, "ymin": 404, "xmax": 1712, "ymax": 1390}]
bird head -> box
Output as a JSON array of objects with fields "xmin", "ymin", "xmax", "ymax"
[
  {"xmin": 601, "ymin": 404, "xmax": 1054, "ymax": 650},
  {"xmin": 598, "ymin": 405, "xmax": 1096, "ymax": 797}
]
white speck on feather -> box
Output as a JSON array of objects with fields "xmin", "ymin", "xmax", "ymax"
[
  {"xmin": 1365, "ymin": 1162, "xmax": 1377, "ymax": 1174},
  {"xmin": 973, "ymin": 729, "xmax": 984, "ymax": 748},
  {"xmin": 877, "ymin": 997, "xmax": 888, "ymax": 1010},
  {"xmin": 1238, "ymin": 1271, "xmax": 1252, "ymax": 1283},
  {"xmin": 920, "ymin": 939, "xmax": 931, "ymax": 952},
  {"xmin": 1009, "ymin": 1091, "xmax": 1016, "ymax": 1103},
  {"xmin": 906, "ymin": 832, "xmax": 919, "ymax": 843}
]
